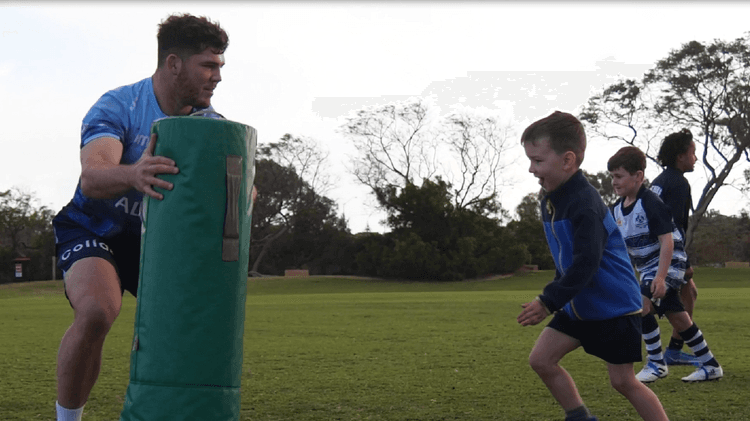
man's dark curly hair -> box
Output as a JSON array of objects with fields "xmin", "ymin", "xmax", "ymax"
[
  {"xmin": 657, "ymin": 129, "xmax": 693, "ymax": 168},
  {"xmin": 157, "ymin": 14, "xmax": 229, "ymax": 67}
]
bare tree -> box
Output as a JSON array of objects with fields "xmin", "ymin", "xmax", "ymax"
[
  {"xmin": 250, "ymin": 134, "xmax": 332, "ymax": 274},
  {"xmin": 340, "ymin": 98, "xmax": 513, "ymax": 217},
  {"xmin": 340, "ymin": 98, "xmax": 439, "ymax": 195},
  {"xmin": 439, "ymin": 109, "xmax": 514, "ymax": 210},
  {"xmin": 258, "ymin": 133, "xmax": 331, "ymax": 197}
]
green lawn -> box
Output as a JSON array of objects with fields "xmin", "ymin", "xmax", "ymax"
[{"xmin": 1, "ymin": 268, "xmax": 748, "ymax": 420}]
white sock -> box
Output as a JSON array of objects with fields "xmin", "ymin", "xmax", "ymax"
[{"xmin": 56, "ymin": 401, "xmax": 84, "ymax": 421}]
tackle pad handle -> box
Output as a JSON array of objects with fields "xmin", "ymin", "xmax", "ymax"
[{"xmin": 222, "ymin": 155, "xmax": 243, "ymax": 261}]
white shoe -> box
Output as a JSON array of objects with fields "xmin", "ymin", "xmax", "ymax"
[
  {"xmin": 681, "ymin": 365, "xmax": 723, "ymax": 382},
  {"xmin": 635, "ymin": 361, "xmax": 668, "ymax": 383}
]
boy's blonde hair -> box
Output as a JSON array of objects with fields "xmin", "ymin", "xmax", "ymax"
[{"xmin": 520, "ymin": 111, "xmax": 586, "ymax": 166}]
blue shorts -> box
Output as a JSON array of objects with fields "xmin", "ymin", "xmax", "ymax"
[
  {"xmin": 54, "ymin": 218, "xmax": 141, "ymax": 302},
  {"xmin": 547, "ymin": 312, "xmax": 643, "ymax": 365}
]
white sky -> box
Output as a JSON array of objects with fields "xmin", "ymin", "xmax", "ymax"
[{"xmin": 2, "ymin": 2, "xmax": 750, "ymax": 233}]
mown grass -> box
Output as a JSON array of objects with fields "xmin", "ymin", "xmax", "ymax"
[{"xmin": 0, "ymin": 268, "xmax": 748, "ymax": 420}]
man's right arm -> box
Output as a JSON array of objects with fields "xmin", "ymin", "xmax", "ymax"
[{"xmin": 80, "ymin": 135, "xmax": 178, "ymax": 200}]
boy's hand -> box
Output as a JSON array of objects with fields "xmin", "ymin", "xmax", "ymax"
[
  {"xmin": 651, "ymin": 276, "xmax": 667, "ymax": 300},
  {"xmin": 517, "ymin": 298, "xmax": 549, "ymax": 326}
]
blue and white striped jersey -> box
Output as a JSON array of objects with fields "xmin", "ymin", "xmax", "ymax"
[{"xmin": 612, "ymin": 186, "xmax": 687, "ymax": 289}]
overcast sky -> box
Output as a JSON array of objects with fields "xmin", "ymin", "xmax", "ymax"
[{"xmin": 3, "ymin": 2, "xmax": 750, "ymax": 233}]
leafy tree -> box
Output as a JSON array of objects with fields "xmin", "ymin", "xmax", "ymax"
[
  {"xmin": 507, "ymin": 192, "xmax": 554, "ymax": 270},
  {"xmin": 583, "ymin": 170, "xmax": 619, "ymax": 207},
  {"xmin": 250, "ymin": 135, "xmax": 350, "ymax": 275},
  {"xmin": 354, "ymin": 178, "xmax": 527, "ymax": 281},
  {"xmin": 250, "ymin": 158, "xmax": 298, "ymax": 274},
  {"xmin": 580, "ymin": 34, "xmax": 750, "ymax": 249},
  {"xmin": 273, "ymin": 189, "xmax": 352, "ymax": 274},
  {"xmin": 690, "ymin": 210, "xmax": 750, "ymax": 265},
  {"xmin": 0, "ymin": 188, "xmax": 56, "ymax": 283}
]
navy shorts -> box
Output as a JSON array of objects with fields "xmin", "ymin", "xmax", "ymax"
[
  {"xmin": 547, "ymin": 311, "xmax": 643, "ymax": 365},
  {"xmin": 641, "ymin": 283, "xmax": 685, "ymax": 317},
  {"xmin": 55, "ymin": 221, "xmax": 141, "ymax": 302}
]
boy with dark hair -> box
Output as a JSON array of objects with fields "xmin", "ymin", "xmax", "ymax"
[
  {"xmin": 650, "ymin": 129, "xmax": 700, "ymax": 366},
  {"xmin": 52, "ymin": 13, "xmax": 228, "ymax": 421},
  {"xmin": 609, "ymin": 146, "xmax": 722, "ymax": 383},
  {"xmin": 517, "ymin": 111, "xmax": 669, "ymax": 421}
]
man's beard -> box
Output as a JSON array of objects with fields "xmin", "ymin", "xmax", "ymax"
[{"xmin": 175, "ymin": 69, "xmax": 206, "ymax": 109}]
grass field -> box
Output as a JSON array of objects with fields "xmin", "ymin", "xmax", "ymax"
[{"xmin": 1, "ymin": 268, "xmax": 748, "ymax": 420}]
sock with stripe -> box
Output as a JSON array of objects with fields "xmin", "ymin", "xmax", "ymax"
[
  {"xmin": 667, "ymin": 337, "xmax": 684, "ymax": 351},
  {"xmin": 678, "ymin": 323, "xmax": 719, "ymax": 368},
  {"xmin": 642, "ymin": 314, "xmax": 665, "ymax": 365}
]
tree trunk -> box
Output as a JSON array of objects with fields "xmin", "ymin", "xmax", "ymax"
[
  {"xmin": 250, "ymin": 225, "xmax": 288, "ymax": 274},
  {"xmin": 687, "ymin": 146, "xmax": 745, "ymax": 251}
]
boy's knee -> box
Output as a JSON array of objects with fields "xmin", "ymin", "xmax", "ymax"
[
  {"xmin": 529, "ymin": 352, "xmax": 550, "ymax": 375},
  {"xmin": 609, "ymin": 375, "xmax": 633, "ymax": 395}
]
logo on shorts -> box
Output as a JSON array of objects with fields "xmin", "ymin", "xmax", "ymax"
[{"xmin": 60, "ymin": 239, "xmax": 114, "ymax": 261}]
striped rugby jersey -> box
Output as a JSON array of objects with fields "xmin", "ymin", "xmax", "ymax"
[{"xmin": 612, "ymin": 185, "xmax": 687, "ymax": 289}]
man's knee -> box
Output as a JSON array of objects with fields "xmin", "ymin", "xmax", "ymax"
[
  {"xmin": 72, "ymin": 296, "xmax": 121, "ymax": 339},
  {"xmin": 65, "ymin": 257, "xmax": 123, "ymax": 339}
]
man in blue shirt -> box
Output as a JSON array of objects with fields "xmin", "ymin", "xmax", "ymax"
[{"xmin": 52, "ymin": 14, "xmax": 229, "ymax": 421}]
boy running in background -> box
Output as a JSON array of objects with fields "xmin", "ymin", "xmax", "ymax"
[
  {"xmin": 608, "ymin": 146, "xmax": 722, "ymax": 383},
  {"xmin": 517, "ymin": 111, "xmax": 669, "ymax": 421},
  {"xmin": 650, "ymin": 129, "xmax": 700, "ymax": 366}
]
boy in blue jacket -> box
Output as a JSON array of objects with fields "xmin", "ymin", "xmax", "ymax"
[
  {"xmin": 517, "ymin": 111, "xmax": 668, "ymax": 421},
  {"xmin": 608, "ymin": 146, "xmax": 722, "ymax": 383}
]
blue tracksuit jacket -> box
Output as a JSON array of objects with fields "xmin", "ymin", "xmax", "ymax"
[{"xmin": 538, "ymin": 170, "xmax": 642, "ymax": 321}]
